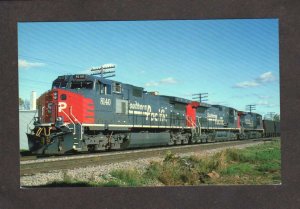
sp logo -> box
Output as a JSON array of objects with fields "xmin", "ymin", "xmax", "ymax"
[{"xmin": 58, "ymin": 102, "xmax": 67, "ymax": 112}]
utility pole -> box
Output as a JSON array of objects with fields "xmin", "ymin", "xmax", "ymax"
[
  {"xmin": 192, "ymin": 93, "xmax": 208, "ymax": 103},
  {"xmin": 90, "ymin": 64, "xmax": 116, "ymax": 78},
  {"xmin": 266, "ymin": 112, "xmax": 275, "ymax": 120},
  {"xmin": 246, "ymin": 104, "xmax": 256, "ymax": 113}
]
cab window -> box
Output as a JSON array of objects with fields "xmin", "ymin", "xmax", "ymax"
[
  {"xmin": 70, "ymin": 80, "xmax": 93, "ymax": 89},
  {"xmin": 113, "ymin": 83, "xmax": 122, "ymax": 93},
  {"xmin": 133, "ymin": 87, "xmax": 142, "ymax": 97},
  {"xmin": 96, "ymin": 81, "xmax": 111, "ymax": 95},
  {"xmin": 52, "ymin": 81, "xmax": 68, "ymax": 89},
  {"xmin": 53, "ymin": 82, "xmax": 60, "ymax": 88},
  {"xmin": 60, "ymin": 81, "xmax": 68, "ymax": 88}
]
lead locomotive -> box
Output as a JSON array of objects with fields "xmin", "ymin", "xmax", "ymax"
[{"xmin": 27, "ymin": 68, "xmax": 278, "ymax": 155}]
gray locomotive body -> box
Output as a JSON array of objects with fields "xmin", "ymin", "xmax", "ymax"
[{"xmin": 26, "ymin": 73, "xmax": 279, "ymax": 155}]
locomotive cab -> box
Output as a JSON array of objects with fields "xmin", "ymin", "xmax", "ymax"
[{"xmin": 27, "ymin": 74, "xmax": 96, "ymax": 154}]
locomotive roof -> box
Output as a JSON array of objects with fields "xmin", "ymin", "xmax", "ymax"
[
  {"xmin": 212, "ymin": 104, "xmax": 238, "ymax": 111},
  {"xmin": 54, "ymin": 74, "xmax": 144, "ymax": 90},
  {"xmin": 238, "ymin": 111, "xmax": 262, "ymax": 116}
]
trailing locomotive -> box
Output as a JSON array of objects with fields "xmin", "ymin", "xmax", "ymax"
[{"xmin": 26, "ymin": 72, "xmax": 279, "ymax": 154}]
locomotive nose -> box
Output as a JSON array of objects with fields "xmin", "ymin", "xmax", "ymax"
[
  {"xmin": 52, "ymin": 90, "xmax": 69, "ymax": 123},
  {"xmin": 43, "ymin": 89, "xmax": 67, "ymax": 123}
]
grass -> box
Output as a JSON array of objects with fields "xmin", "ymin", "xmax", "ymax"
[
  {"xmin": 109, "ymin": 169, "xmax": 145, "ymax": 186},
  {"xmin": 212, "ymin": 140, "xmax": 281, "ymax": 184},
  {"xmin": 42, "ymin": 139, "xmax": 281, "ymax": 187}
]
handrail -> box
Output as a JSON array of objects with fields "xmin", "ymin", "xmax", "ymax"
[
  {"xmin": 186, "ymin": 116, "xmax": 196, "ymax": 128},
  {"xmin": 70, "ymin": 106, "xmax": 81, "ymax": 125},
  {"xmin": 185, "ymin": 116, "xmax": 204, "ymax": 136},
  {"xmin": 26, "ymin": 110, "xmax": 37, "ymax": 133},
  {"xmin": 69, "ymin": 106, "xmax": 83, "ymax": 140},
  {"xmin": 196, "ymin": 116, "xmax": 202, "ymax": 136},
  {"xmin": 61, "ymin": 109, "xmax": 76, "ymax": 135}
]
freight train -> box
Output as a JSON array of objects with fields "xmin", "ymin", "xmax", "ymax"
[{"xmin": 26, "ymin": 71, "xmax": 280, "ymax": 155}]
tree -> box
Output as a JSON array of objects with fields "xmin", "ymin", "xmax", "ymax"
[
  {"xmin": 19, "ymin": 97, "xmax": 30, "ymax": 110},
  {"xmin": 19, "ymin": 97, "xmax": 24, "ymax": 107},
  {"xmin": 273, "ymin": 114, "xmax": 280, "ymax": 122},
  {"xmin": 23, "ymin": 99, "xmax": 30, "ymax": 110}
]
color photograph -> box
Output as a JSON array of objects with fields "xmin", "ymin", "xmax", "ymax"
[{"xmin": 19, "ymin": 19, "xmax": 280, "ymax": 187}]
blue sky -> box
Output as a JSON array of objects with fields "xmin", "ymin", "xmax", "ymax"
[{"xmin": 18, "ymin": 19, "xmax": 279, "ymax": 117}]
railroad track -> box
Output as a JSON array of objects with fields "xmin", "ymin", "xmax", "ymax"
[{"xmin": 20, "ymin": 137, "xmax": 278, "ymax": 176}]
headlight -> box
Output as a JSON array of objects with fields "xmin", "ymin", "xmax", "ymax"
[
  {"xmin": 53, "ymin": 92, "xmax": 58, "ymax": 100},
  {"xmin": 33, "ymin": 117, "xmax": 40, "ymax": 125},
  {"xmin": 56, "ymin": 116, "xmax": 63, "ymax": 122}
]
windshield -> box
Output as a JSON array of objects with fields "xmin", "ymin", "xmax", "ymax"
[
  {"xmin": 70, "ymin": 80, "xmax": 93, "ymax": 89},
  {"xmin": 53, "ymin": 81, "xmax": 68, "ymax": 89}
]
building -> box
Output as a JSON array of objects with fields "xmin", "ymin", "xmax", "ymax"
[
  {"xmin": 19, "ymin": 110, "xmax": 37, "ymax": 150},
  {"xmin": 19, "ymin": 91, "xmax": 37, "ymax": 150}
]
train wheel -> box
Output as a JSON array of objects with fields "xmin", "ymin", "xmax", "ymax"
[
  {"xmin": 190, "ymin": 139, "xmax": 196, "ymax": 144},
  {"xmin": 88, "ymin": 145, "xmax": 96, "ymax": 152},
  {"xmin": 201, "ymin": 135, "xmax": 207, "ymax": 143},
  {"xmin": 182, "ymin": 139, "xmax": 189, "ymax": 144},
  {"xmin": 168, "ymin": 139, "xmax": 175, "ymax": 146},
  {"xmin": 175, "ymin": 139, "xmax": 181, "ymax": 145},
  {"xmin": 207, "ymin": 135, "xmax": 211, "ymax": 143}
]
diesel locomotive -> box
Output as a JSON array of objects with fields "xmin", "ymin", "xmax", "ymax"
[{"xmin": 26, "ymin": 71, "xmax": 279, "ymax": 155}]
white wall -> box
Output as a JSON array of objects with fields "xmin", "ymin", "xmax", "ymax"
[{"xmin": 19, "ymin": 110, "xmax": 37, "ymax": 150}]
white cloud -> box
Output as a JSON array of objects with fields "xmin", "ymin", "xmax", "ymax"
[
  {"xmin": 160, "ymin": 77, "xmax": 178, "ymax": 84},
  {"xmin": 78, "ymin": 67, "xmax": 98, "ymax": 74},
  {"xmin": 256, "ymin": 100, "xmax": 269, "ymax": 106},
  {"xmin": 77, "ymin": 69, "xmax": 92, "ymax": 74},
  {"xmin": 19, "ymin": 59, "xmax": 45, "ymax": 69},
  {"xmin": 145, "ymin": 81, "xmax": 159, "ymax": 87},
  {"xmin": 101, "ymin": 63, "xmax": 116, "ymax": 69},
  {"xmin": 234, "ymin": 81, "xmax": 260, "ymax": 88},
  {"xmin": 257, "ymin": 95, "xmax": 271, "ymax": 99},
  {"xmin": 145, "ymin": 77, "xmax": 178, "ymax": 87},
  {"xmin": 256, "ymin": 71, "xmax": 276, "ymax": 83},
  {"xmin": 233, "ymin": 71, "xmax": 276, "ymax": 88},
  {"xmin": 255, "ymin": 100, "xmax": 276, "ymax": 107}
]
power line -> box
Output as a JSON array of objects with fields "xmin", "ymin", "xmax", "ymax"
[
  {"xmin": 246, "ymin": 104, "xmax": 256, "ymax": 113},
  {"xmin": 91, "ymin": 64, "xmax": 116, "ymax": 78},
  {"xmin": 20, "ymin": 78, "xmax": 52, "ymax": 85},
  {"xmin": 265, "ymin": 112, "xmax": 275, "ymax": 120},
  {"xmin": 18, "ymin": 54, "xmax": 86, "ymax": 73}
]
